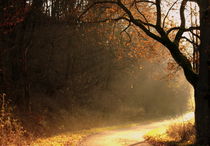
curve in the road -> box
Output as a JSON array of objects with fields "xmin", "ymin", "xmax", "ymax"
[{"xmin": 79, "ymin": 112, "xmax": 194, "ymax": 146}]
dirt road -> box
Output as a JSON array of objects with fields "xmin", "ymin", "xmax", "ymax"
[{"xmin": 79, "ymin": 112, "xmax": 194, "ymax": 146}]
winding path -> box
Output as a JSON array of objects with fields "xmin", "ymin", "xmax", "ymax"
[{"xmin": 79, "ymin": 112, "xmax": 194, "ymax": 146}]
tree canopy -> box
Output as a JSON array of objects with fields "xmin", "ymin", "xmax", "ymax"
[{"xmin": 80, "ymin": 0, "xmax": 200, "ymax": 86}]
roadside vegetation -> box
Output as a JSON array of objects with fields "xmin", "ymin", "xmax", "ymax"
[
  {"xmin": 2, "ymin": 90, "xmax": 193, "ymax": 145},
  {"xmin": 0, "ymin": 94, "xmax": 32, "ymax": 145},
  {"xmin": 144, "ymin": 119, "xmax": 195, "ymax": 145}
]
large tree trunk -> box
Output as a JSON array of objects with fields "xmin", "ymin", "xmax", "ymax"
[
  {"xmin": 194, "ymin": 87, "xmax": 210, "ymax": 144},
  {"xmin": 194, "ymin": 0, "xmax": 210, "ymax": 144}
]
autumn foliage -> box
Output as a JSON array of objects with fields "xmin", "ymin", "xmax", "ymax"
[
  {"xmin": 0, "ymin": 0, "xmax": 195, "ymax": 145},
  {"xmin": 0, "ymin": 0, "xmax": 31, "ymax": 34},
  {"xmin": 0, "ymin": 94, "xmax": 31, "ymax": 145}
]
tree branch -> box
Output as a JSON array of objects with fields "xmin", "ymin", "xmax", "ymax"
[
  {"xmin": 162, "ymin": 38, "xmax": 198, "ymax": 85},
  {"xmin": 79, "ymin": 0, "xmax": 198, "ymax": 86},
  {"xmin": 120, "ymin": 22, "xmax": 132, "ymax": 43},
  {"xmin": 167, "ymin": 26, "xmax": 200, "ymax": 35},
  {"xmin": 181, "ymin": 36, "xmax": 199, "ymax": 47},
  {"xmin": 163, "ymin": 0, "xmax": 179, "ymax": 28},
  {"xmin": 78, "ymin": 1, "xmax": 118, "ymax": 20},
  {"xmin": 156, "ymin": 0, "xmax": 161, "ymax": 27},
  {"xmin": 116, "ymin": 0, "xmax": 162, "ymax": 41},
  {"xmin": 80, "ymin": 16, "xmax": 130, "ymax": 24},
  {"xmin": 174, "ymin": 0, "xmax": 187, "ymax": 44},
  {"xmin": 133, "ymin": 0, "xmax": 151, "ymax": 30}
]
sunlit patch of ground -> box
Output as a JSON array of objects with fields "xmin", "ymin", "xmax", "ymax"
[
  {"xmin": 31, "ymin": 123, "xmax": 141, "ymax": 146},
  {"xmin": 144, "ymin": 112, "xmax": 195, "ymax": 145},
  {"xmin": 79, "ymin": 112, "xmax": 194, "ymax": 146},
  {"xmin": 31, "ymin": 132, "xmax": 85, "ymax": 146},
  {"xmin": 79, "ymin": 125, "xmax": 153, "ymax": 146},
  {"xmin": 31, "ymin": 112, "xmax": 194, "ymax": 146}
]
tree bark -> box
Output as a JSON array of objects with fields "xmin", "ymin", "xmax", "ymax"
[
  {"xmin": 194, "ymin": 87, "xmax": 210, "ymax": 144},
  {"xmin": 194, "ymin": 0, "xmax": 210, "ymax": 144}
]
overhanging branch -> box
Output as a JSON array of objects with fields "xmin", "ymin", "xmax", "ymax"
[
  {"xmin": 78, "ymin": 1, "xmax": 118, "ymax": 20},
  {"xmin": 167, "ymin": 26, "xmax": 200, "ymax": 35},
  {"xmin": 79, "ymin": 0, "xmax": 198, "ymax": 86}
]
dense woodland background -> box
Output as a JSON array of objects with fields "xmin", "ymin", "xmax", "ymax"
[{"xmin": 0, "ymin": 0, "xmax": 192, "ymax": 136}]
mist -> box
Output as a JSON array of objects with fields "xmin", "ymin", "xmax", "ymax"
[
  {"xmin": 0, "ymin": 2, "xmax": 193, "ymax": 140},
  {"xmin": 16, "ymin": 23, "xmax": 193, "ymax": 135},
  {"xmin": 28, "ymin": 30, "xmax": 193, "ymax": 133}
]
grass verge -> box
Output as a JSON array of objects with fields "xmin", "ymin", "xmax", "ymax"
[{"xmin": 144, "ymin": 119, "xmax": 195, "ymax": 146}]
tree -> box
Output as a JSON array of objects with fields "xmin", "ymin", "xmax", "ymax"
[
  {"xmin": 1, "ymin": 0, "xmax": 48, "ymax": 112},
  {"xmin": 79, "ymin": 0, "xmax": 210, "ymax": 144},
  {"xmin": 1, "ymin": 0, "xmax": 125, "ymax": 112},
  {"xmin": 0, "ymin": 0, "xmax": 32, "ymax": 111},
  {"xmin": 196, "ymin": 0, "xmax": 210, "ymax": 144}
]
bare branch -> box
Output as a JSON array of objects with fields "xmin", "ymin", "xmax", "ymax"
[
  {"xmin": 80, "ymin": 16, "xmax": 130, "ymax": 24},
  {"xmin": 117, "ymin": 0, "xmax": 135, "ymax": 20},
  {"xmin": 121, "ymin": 21, "xmax": 131, "ymax": 33},
  {"xmin": 167, "ymin": 26, "xmax": 200, "ymax": 35},
  {"xmin": 156, "ymin": 0, "xmax": 161, "ymax": 27},
  {"xmin": 174, "ymin": 0, "xmax": 187, "ymax": 44},
  {"xmin": 134, "ymin": 0, "xmax": 151, "ymax": 30},
  {"xmin": 120, "ymin": 22, "xmax": 132, "ymax": 43},
  {"xmin": 181, "ymin": 36, "xmax": 199, "ymax": 47},
  {"xmin": 78, "ymin": 1, "xmax": 118, "ymax": 20},
  {"xmin": 190, "ymin": 29, "xmax": 200, "ymax": 39},
  {"xmin": 163, "ymin": 0, "xmax": 179, "ymax": 28},
  {"xmin": 116, "ymin": 0, "xmax": 162, "ymax": 41},
  {"xmin": 79, "ymin": 0, "xmax": 198, "ymax": 85}
]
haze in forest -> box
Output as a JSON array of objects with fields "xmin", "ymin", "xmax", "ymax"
[{"xmin": 0, "ymin": 0, "xmax": 197, "ymax": 144}]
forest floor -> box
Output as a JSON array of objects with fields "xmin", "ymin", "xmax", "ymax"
[{"xmin": 31, "ymin": 112, "xmax": 193, "ymax": 146}]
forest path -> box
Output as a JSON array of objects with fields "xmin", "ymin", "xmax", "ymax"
[{"xmin": 78, "ymin": 112, "xmax": 194, "ymax": 146}]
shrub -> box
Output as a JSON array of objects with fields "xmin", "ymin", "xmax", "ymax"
[
  {"xmin": 0, "ymin": 93, "xmax": 31, "ymax": 145},
  {"xmin": 144, "ymin": 120, "xmax": 195, "ymax": 145},
  {"xmin": 166, "ymin": 121, "xmax": 195, "ymax": 144}
]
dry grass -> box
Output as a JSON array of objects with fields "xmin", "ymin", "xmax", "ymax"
[
  {"xmin": 31, "ymin": 132, "xmax": 85, "ymax": 146},
  {"xmin": 166, "ymin": 121, "xmax": 195, "ymax": 144},
  {"xmin": 144, "ymin": 119, "xmax": 195, "ymax": 146},
  {"xmin": 0, "ymin": 93, "xmax": 32, "ymax": 145}
]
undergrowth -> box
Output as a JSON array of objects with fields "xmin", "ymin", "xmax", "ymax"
[
  {"xmin": 144, "ymin": 120, "xmax": 195, "ymax": 146},
  {"xmin": 0, "ymin": 93, "xmax": 32, "ymax": 145}
]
